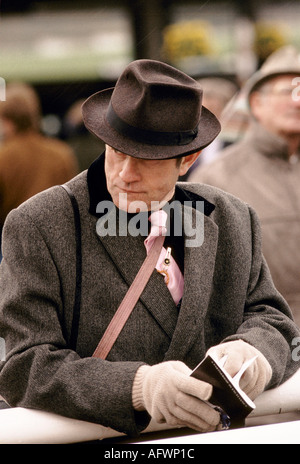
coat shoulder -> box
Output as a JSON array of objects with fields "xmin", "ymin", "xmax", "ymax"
[
  {"xmin": 180, "ymin": 181, "xmax": 257, "ymax": 239},
  {"xmin": 180, "ymin": 181, "xmax": 251, "ymax": 214}
]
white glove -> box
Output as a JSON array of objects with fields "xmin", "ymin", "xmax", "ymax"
[
  {"xmin": 132, "ymin": 360, "xmax": 220, "ymax": 432},
  {"xmin": 207, "ymin": 340, "xmax": 272, "ymax": 399}
]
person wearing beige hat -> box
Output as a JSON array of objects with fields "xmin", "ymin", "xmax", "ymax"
[
  {"xmin": 190, "ymin": 46, "xmax": 300, "ymax": 326},
  {"xmin": 0, "ymin": 60, "xmax": 299, "ymax": 437}
]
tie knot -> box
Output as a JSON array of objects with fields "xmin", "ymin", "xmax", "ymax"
[{"xmin": 149, "ymin": 210, "xmax": 168, "ymax": 236}]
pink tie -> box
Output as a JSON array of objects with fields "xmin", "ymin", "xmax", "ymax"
[{"xmin": 144, "ymin": 210, "xmax": 184, "ymax": 305}]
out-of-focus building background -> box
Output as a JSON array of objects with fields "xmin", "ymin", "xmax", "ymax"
[{"xmin": 0, "ymin": 0, "xmax": 299, "ymax": 155}]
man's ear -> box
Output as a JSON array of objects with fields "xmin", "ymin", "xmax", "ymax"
[
  {"xmin": 249, "ymin": 91, "xmax": 263, "ymax": 120},
  {"xmin": 178, "ymin": 151, "xmax": 201, "ymax": 176}
]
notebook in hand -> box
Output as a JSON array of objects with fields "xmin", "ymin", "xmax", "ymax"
[{"xmin": 191, "ymin": 354, "xmax": 256, "ymax": 428}]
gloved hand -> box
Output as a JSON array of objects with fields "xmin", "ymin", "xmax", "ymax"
[
  {"xmin": 207, "ymin": 340, "xmax": 272, "ymax": 400},
  {"xmin": 132, "ymin": 360, "xmax": 220, "ymax": 432}
]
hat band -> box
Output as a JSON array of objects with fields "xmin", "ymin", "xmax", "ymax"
[{"xmin": 106, "ymin": 102, "xmax": 198, "ymax": 147}]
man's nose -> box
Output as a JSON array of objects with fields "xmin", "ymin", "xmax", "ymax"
[{"xmin": 119, "ymin": 155, "xmax": 141, "ymax": 183}]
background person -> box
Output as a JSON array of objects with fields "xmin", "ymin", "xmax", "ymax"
[
  {"xmin": 190, "ymin": 46, "xmax": 300, "ymax": 326},
  {"xmin": 0, "ymin": 82, "xmax": 78, "ymax": 261},
  {"xmin": 0, "ymin": 60, "xmax": 298, "ymax": 436},
  {"xmin": 62, "ymin": 99, "xmax": 104, "ymax": 172},
  {"xmin": 180, "ymin": 76, "xmax": 239, "ymax": 181}
]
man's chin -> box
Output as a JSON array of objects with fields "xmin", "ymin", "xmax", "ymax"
[
  {"xmin": 112, "ymin": 191, "xmax": 173, "ymax": 213},
  {"xmin": 116, "ymin": 196, "xmax": 150, "ymax": 213}
]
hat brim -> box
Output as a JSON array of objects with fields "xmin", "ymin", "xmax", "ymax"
[
  {"xmin": 246, "ymin": 70, "xmax": 300, "ymax": 98},
  {"xmin": 82, "ymin": 89, "xmax": 221, "ymax": 159}
]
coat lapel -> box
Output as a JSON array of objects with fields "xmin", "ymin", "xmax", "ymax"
[
  {"xmin": 96, "ymin": 207, "xmax": 179, "ymax": 339},
  {"xmin": 163, "ymin": 204, "xmax": 219, "ymax": 361}
]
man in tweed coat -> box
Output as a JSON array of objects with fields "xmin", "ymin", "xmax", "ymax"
[{"xmin": 0, "ymin": 60, "xmax": 299, "ymax": 437}]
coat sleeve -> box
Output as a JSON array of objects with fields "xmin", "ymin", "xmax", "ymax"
[
  {"xmin": 222, "ymin": 205, "xmax": 300, "ymax": 388},
  {"xmin": 0, "ymin": 206, "xmax": 149, "ymax": 436}
]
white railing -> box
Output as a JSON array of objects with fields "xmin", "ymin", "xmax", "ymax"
[
  {"xmin": 0, "ymin": 369, "xmax": 300, "ymax": 444},
  {"xmin": 251, "ymin": 368, "xmax": 300, "ymax": 417}
]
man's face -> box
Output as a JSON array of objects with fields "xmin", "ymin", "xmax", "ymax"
[
  {"xmin": 250, "ymin": 75, "xmax": 300, "ymax": 138},
  {"xmin": 105, "ymin": 145, "xmax": 198, "ymax": 212}
]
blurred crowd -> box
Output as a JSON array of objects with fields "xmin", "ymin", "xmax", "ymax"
[
  {"xmin": 190, "ymin": 45, "xmax": 300, "ymax": 327},
  {"xmin": 0, "ymin": 83, "xmax": 104, "ymax": 262},
  {"xmin": 0, "ymin": 44, "xmax": 299, "ymax": 333}
]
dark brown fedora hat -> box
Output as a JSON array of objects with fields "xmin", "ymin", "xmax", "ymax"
[{"xmin": 82, "ymin": 59, "xmax": 221, "ymax": 159}]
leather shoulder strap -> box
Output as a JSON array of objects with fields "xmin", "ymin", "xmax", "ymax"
[
  {"xmin": 92, "ymin": 234, "xmax": 165, "ymax": 360},
  {"xmin": 60, "ymin": 184, "xmax": 165, "ymax": 360}
]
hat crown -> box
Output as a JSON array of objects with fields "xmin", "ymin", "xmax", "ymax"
[
  {"xmin": 110, "ymin": 60, "xmax": 202, "ymax": 133},
  {"xmin": 260, "ymin": 45, "xmax": 300, "ymax": 77},
  {"xmin": 81, "ymin": 59, "xmax": 221, "ymax": 159}
]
